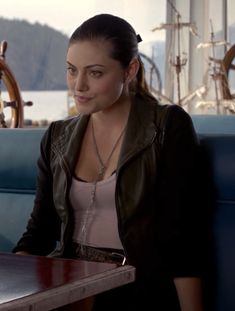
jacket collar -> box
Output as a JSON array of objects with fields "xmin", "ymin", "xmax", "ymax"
[
  {"xmin": 118, "ymin": 95, "xmax": 157, "ymax": 169},
  {"xmin": 59, "ymin": 114, "xmax": 90, "ymax": 176},
  {"xmin": 59, "ymin": 95, "xmax": 158, "ymax": 174}
]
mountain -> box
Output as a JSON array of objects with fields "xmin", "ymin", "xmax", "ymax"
[
  {"xmin": 0, "ymin": 17, "xmax": 68, "ymax": 90},
  {"xmin": 0, "ymin": 17, "xmax": 167, "ymax": 92}
]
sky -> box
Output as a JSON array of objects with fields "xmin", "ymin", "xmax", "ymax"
[{"xmin": 0, "ymin": 0, "xmax": 166, "ymax": 41}]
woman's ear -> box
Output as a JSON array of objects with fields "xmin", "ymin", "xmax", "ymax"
[{"xmin": 124, "ymin": 58, "xmax": 140, "ymax": 83}]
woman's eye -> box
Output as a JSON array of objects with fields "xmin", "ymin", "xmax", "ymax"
[
  {"xmin": 90, "ymin": 71, "xmax": 103, "ymax": 78},
  {"xmin": 67, "ymin": 67, "xmax": 77, "ymax": 76}
]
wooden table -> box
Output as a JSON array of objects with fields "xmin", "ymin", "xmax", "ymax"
[{"xmin": 0, "ymin": 252, "xmax": 135, "ymax": 310}]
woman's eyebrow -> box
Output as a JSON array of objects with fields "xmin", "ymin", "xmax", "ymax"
[
  {"xmin": 66, "ymin": 61, "xmax": 76, "ymax": 67},
  {"xmin": 85, "ymin": 64, "xmax": 105, "ymax": 69},
  {"xmin": 66, "ymin": 61, "xmax": 105, "ymax": 69}
]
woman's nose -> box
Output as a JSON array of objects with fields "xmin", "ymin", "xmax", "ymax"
[{"xmin": 74, "ymin": 73, "xmax": 88, "ymax": 92}]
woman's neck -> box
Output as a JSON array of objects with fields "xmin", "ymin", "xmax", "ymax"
[{"xmin": 91, "ymin": 95, "xmax": 132, "ymax": 130}]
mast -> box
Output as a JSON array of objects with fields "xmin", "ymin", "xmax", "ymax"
[
  {"xmin": 210, "ymin": 20, "xmax": 221, "ymax": 114},
  {"xmin": 196, "ymin": 20, "xmax": 230, "ymax": 114},
  {"xmin": 152, "ymin": 0, "xmax": 198, "ymax": 106},
  {"xmin": 174, "ymin": 12, "xmax": 184, "ymax": 106}
]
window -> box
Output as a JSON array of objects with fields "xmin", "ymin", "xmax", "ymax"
[{"xmin": 1, "ymin": 0, "xmax": 166, "ymax": 127}]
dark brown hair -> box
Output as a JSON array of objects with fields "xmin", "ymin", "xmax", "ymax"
[{"xmin": 69, "ymin": 14, "xmax": 154, "ymax": 99}]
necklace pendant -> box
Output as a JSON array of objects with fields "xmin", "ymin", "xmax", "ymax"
[{"xmin": 98, "ymin": 165, "xmax": 105, "ymax": 179}]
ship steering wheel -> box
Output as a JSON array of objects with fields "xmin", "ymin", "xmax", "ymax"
[
  {"xmin": 0, "ymin": 40, "xmax": 24, "ymax": 128},
  {"xmin": 221, "ymin": 43, "xmax": 235, "ymax": 100}
]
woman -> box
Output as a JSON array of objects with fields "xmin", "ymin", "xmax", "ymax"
[{"xmin": 14, "ymin": 14, "xmax": 205, "ymax": 310}]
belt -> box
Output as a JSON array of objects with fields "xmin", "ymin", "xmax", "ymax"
[{"xmin": 72, "ymin": 243, "xmax": 127, "ymax": 266}]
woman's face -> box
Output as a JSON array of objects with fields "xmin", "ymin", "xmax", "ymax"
[{"xmin": 66, "ymin": 40, "xmax": 128, "ymax": 115}]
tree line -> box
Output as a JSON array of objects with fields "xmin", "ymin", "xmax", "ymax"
[{"xmin": 0, "ymin": 17, "xmax": 68, "ymax": 90}]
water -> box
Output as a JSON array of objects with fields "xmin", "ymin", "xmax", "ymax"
[{"xmin": 2, "ymin": 90, "xmax": 69, "ymax": 123}]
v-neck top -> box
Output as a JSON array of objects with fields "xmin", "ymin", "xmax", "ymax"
[{"xmin": 69, "ymin": 173, "xmax": 123, "ymax": 249}]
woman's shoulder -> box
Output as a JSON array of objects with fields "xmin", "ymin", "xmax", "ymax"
[
  {"xmin": 41, "ymin": 115, "xmax": 81, "ymax": 147},
  {"xmin": 153, "ymin": 101, "xmax": 194, "ymax": 129},
  {"xmin": 51, "ymin": 115, "xmax": 81, "ymax": 136},
  {"xmin": 136, "ymin": 93, "xmax": 192, "ymax": 129},
  {"xmin": 53, "ymin": 115, "xmax": 81, "ymax": 131}
]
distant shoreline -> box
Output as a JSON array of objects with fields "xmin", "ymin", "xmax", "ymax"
[{"xmin": 2, "ymin": 90, "xmax": 68, "ymax": 123}]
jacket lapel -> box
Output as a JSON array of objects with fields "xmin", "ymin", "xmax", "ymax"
[{"xmin": 118, "ymin": 95, "xmax": 157, "ymax": 170}]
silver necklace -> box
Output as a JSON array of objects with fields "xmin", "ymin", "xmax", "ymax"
[
  {"xmin": 79, "ymin": 118, "xmax": 126, "ymax": 252},
  {"xmin": 91, "ymin": 118, "xmax": 126, "ymax": 181}
]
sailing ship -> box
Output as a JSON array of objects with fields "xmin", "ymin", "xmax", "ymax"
[
  {"xmin": 196, "ymin": 20, "xmax": 235, "ymax": 114},
  {"xmin": 150, "ymin": 0, "xmax": 208, "ymax": 107},
  {"xmin": 148, "ymin": 0, "xmax": 235, "ymax": 114}
]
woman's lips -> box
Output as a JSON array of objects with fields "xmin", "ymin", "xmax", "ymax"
[{"xmin": 74, "ymin": 95, "xmax": 92, "ymax": 103}]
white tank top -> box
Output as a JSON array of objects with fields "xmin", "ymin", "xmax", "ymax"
[{"xmin": 69, "ymin": 173, "xmax": 123, "ymax": 249}]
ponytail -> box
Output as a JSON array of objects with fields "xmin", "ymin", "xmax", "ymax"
[{"xmin": 135, "ymin": 55, "xmax": 156, "ymax": 101}]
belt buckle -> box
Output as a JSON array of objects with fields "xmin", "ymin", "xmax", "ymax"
[{"xmin": 111, "ymin": 252, "xmax": 126, "ymax": 266}]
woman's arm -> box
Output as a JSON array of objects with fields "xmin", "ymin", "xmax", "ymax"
[
  {"xmin": 174, "ymin": 277, "xmax": 204, "ymax": 311},
  {"xmin": 158, "ymin": 106, "xmax": 208, "ymax": 310},
  {"xmin": 13, "ymin": 123, "xmax": 61, "ymax": 255}
]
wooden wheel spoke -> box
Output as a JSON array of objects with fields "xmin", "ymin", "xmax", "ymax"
[
  {"xmin": 221, "ymin": 44, "xmax": 235, "ymax": 100},
  {"xmin": 230, "ymin": 64, "xmax": 235, "ymax": 71}
]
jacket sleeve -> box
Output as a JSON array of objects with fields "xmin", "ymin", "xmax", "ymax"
[
  {"xmin": 13, "ymin": 122, "xmax": 61, "ymax": 255},
  {"xmin": 157, "ymin": 105, "xmax": 210, "ymax": 278}
]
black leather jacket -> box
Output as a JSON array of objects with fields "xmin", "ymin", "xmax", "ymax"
[{"xmin": 14, "ymin": 95, "xmax": 203, "ymax": 282}]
